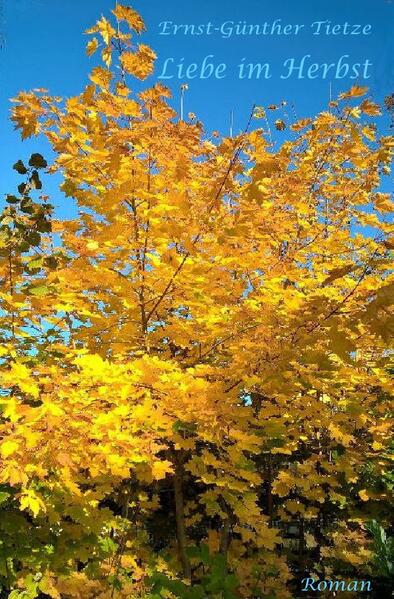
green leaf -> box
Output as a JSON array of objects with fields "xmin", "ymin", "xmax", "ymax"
[
  {"xmin": 186, "ymin": 545, "xmax": 201, "ymax": 559},
  {"xmin": 27, "ymin": 257, "xmax": 44, "ymax": 270},
  {"xmin": 0, "ymin": 491, "xmax": 10, "ymax": 505},
  {"xmin": 167, "ymin": 579, "xmax": 187, "ymax": 595},
  {"xmin": 98, "ymin": 536, "xmax": 118, "ymax": 555},
  {"xmin": 29, "ymin": 285, "xmax": 50, "ymax": 297},
  {"xmin": 200, "ymin": 543, "xmax": 210, "ymax": 565},
  {"xmin": 186, "ymin": 587, "xmax": 206, "ymax": 599},
  {"xmin": 224, "ymin": 574, "xmax": 238, "ymax": 590}
]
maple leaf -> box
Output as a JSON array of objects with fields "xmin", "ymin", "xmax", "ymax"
[
  {"xmin": 339, "ymin": 85, "xmax": 369, "ymax": 99},
  {"xmin": 360, "ymin": 99, "xmax": 382, "ymax": 116},
  {"xmin": 89, "ymin": 66, "xmax": 112, "ymax": 89},
  {"xmin": 151, "ymin": 460, "xmax": 174, "ymax": 480},
  {"xmin": 120, "ymin": 45, "xmax": 156, "ymax": 79},
  {"xmin": 113, "ymin": 3, "xmax": 145, "ymax": 33},
  {"xmin": 86, "ymin": 37, "xmax": 99, "ymax": 57},
  {"xmin": 20, "ymin": 489, "xmax": 45, "ymax": 517},
  {"xmin": 0, "ymin": 440, "xmax": 19, "ymax": 458}
]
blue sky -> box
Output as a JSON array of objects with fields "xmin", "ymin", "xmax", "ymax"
[{"xmin": 0, "ymin": 0, "xmax": 393, "ymax": 216}]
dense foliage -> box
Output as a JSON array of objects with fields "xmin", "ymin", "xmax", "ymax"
[{"xmin": 0, "ymin": 4, "xmax": 393, "ymax": 598}]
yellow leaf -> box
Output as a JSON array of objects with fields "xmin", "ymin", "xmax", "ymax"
[
  {"xmin": 291, "ymin": 118, "xmax": 312, "ymax": 131},
  {"xmin": 305, "ymin": 533, "xmax": 317, "ymax": 549},
  {"xmin": 207, "ymin": 529, "xmax": 220, "ymax": 553},
  {"xmin": 86, "ymin": 37, "xmax": 99, "ymax": 57},
  {"xmin": 372, "ymin": 440, "xmax": 384, "ymax": 451},
  {"xmin": 358, "ymin": 489, "xmax": 370, "ymax": 502},
  {"xmin": 86, "ymin": 240, "xmax": 99, "ymax": 251},
  {"xmin": 375, "ymin": 193, "xmax": 393, "ymax": 213},
  {"xmin": 339, "ymin": 86, "xmax": 368, "ymax": 99},
  {"xmin": 151, "ymin": 460, "xmax": 173, "ymax": 480},
  {"xmin": 253, "ymin": 107, "xmax": 266, "ymax": 119},
  {"xmin": 7, "ymin": 363, "xmax": 40, "ymax": 399},
  {"xmin": 89, "ymin": 66, "xmax": 112, "ymax": 90},
  {"xmin": 39, "ymin": 574, "xmax": 61, "ymax": 599},
  {"xmin": 360, "ymin": 99, "xmax": 381, "ymax": 116},
  {"xmin": 0, "ymin": 440, "xmax": 19, "ymax": 458},
  {"xmin": 102, "ymin": 46, "xmax": 112, "ymax": 68},
  {"xmin": 120, "ymin": 45, "xmax": 156, "ymax": 80},
  {"xmin": 328, "ymin": 423, "xmax": 354, "ymax": 447},
  {"xmin": 257, "ymin": 525, "xmax": 281, "ymax": 550},
  {"xmin": 96, "ymin": 16, "xmax": 115, "ymax": 45},
  {"xmin": 20, "ymin": 489, "xmax": 45, "ymax": 517},
  {"xmin": 113, "ymin": 4, "xmax": 145, "ymax": 33}
]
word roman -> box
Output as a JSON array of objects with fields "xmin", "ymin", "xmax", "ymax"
[
  {"xmin": 157, "ymin": 55, "xmax": 373, "ymax": 80},
  {"xmin": 158, "ymin": 20, "xmax": 372, "ymax": 39},
  {"xmin": 301, "ymin": 578, "xmax": 372, "ymax": 593}
]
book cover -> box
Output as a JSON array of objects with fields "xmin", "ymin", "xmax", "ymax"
[{"xmin": 0, "ymin": 2, "xmax": 392, "ymax": 598}]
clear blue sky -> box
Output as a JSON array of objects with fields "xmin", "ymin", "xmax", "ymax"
[{"xmin": 1, "ymin": 0, "xmax": 393, "ymax": 216}]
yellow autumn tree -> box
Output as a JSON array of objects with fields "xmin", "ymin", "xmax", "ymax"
[{"xmin": 0, "ymin": 4, "xmax": 393, "ymax": 599}]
